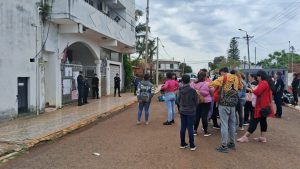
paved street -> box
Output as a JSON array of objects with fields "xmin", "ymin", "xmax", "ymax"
[{"xmin": 1, "ymin": 96, "xmax": 299, "ymax": 169}]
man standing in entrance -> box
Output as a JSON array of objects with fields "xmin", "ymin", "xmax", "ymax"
[
  {"xmin": 77, "ymin": 71, "xmax": 84, "ymax": 106},
  {"xmin": 92, "ymin": 74, "xmax": 99, "ymax": 99},
  {"xmin": 114, "ymin": 73, "xmax": 121, "ymax": 97}
]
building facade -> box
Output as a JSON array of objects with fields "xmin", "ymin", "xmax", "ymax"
[
  {"xmin": 0, "ymin": 0, "xmax": 135, "ymax": 120},
  {"xmin": 153, "ymin": 59, "xmax": 181, "ymax": 77}
]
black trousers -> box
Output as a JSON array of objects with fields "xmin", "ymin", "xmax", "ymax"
[
  {"xmin": 247, "ymin": 116, "xmax": 268, "ymax": 134},
  {"xmin": 293, "ymin": 90, "xmax": 298, "ymax": 105},
  {"xmin": 78, "ymin": 90, "xmax": 83, "ymax": 106},
  {"xmin": 274, "ymin": 94, "xmax": 283, "ymax": 117},
  {"xmin": 244, "ymin": 101, "xmax": 254, "ymax": 123},
  {"xmin": 211, "ymin": 102, "xmax": 219, "ymax": 127},
  {"xmin": 83, "ymin": 89, "xmax": 89, "ymax": 104},
  {"xmin": 194, "ymin": 102, "xmax": 211, "ymax": 133},
  {"xmin": 134, "ymin": 86, "xmax": 138, "ymax": 95},
  {"xmin": 92, "ymin": 87, "xmax": 99, "ymax": 98},
  {"xmin": 114, "ymin": 86, "xmax": 120, "ymax": 96}
]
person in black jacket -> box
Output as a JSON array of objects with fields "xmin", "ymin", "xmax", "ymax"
[
  {"xmin": 83, "ymin": 77, "xmax": 90, "ymax": 104},
  {"xmin": 274, "ymin": 72, "xmax": 285, "ymax": 118},
  {"xmin": 114, "ymin": 73, "xmax": 121, "ymax": 97},
  {"xmin": 92, "ymin": 74, "xmax": 99, "ymax": 99},
  {"xmin": 291, "ymin": 73, "xmax": 299, "ymax": 106},
  {"xmin": 77, "ymin": 71, "xmax": 84, "ymax": 106}
]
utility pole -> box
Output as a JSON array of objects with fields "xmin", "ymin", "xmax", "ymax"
[
  {"xmin": 238, "ymin": 29, "xmax": 253, "ymax": 69},
  {"xmin": 182, "ymin": 58, "xmax": 185, "ymax": 75},
  {"xmin": 291, "ymin": 45, "xmax": 295, "ymax": 73},
  {"xmin": 255, "ymin": 47, "xmax": 256, "ymax": 69},
  {"xmin": 288, "ymin": 41, "xmax": 291, "ymax": 69},
  {"xmin": 244, "ymin": 56, "xmax": 246, "ymax": 70},
  {"xmin": 172, "ymin": 57, "xmax": 175, "ymax": 73},
  {"xmin": 144, "ymin": 0, "xmax": 149, "ymax": 74},
  {"xmin": 156, "ymin": 37, "xmax": 159, "ymax": 86}
]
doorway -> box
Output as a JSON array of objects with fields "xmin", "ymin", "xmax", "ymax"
[{"xmin": 18, "ymin": 77, "xmax": 28, "ymax": 113}]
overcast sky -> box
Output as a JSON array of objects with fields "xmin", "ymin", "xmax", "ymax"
[{"xmin": 134, "ymin": 0, "xmax": 300, "ymax": 72}]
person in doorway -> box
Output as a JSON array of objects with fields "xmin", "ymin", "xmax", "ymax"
[
  {"xmin": 136, "ymin": 74, "xmax": 155, "ymax": 125},
  {"xmin": 77, "ymin": 71, "xmax": 84, "ymax": 106},
  {"xmin": 161, "ymin": 72, "xmax": 180, "ymax": 125},
  {"xmin": 190, "ymin": 72, "xmax": 213, "ymax": 137},
  {"xmin": 209, "ymin": 67, "xmax": 243, "ymax": 153},
  {"xmin": 133, "ymin": 75, "xmax": 140, "ymax": 96},
  {"xmin": 178, "ymin": 74, "xmax": 198, "ymax": 151},
  {"xmin": 114, "ymin": 73, "xmax": 121, "ymax": 97},
  {"xmin": 237, "ymin": 70, "xmax": 275, "ymax": 143},
  {"xmin": 274, "ymin": 72, "xmax": 284, "ymax": 118},
  {"xmin": 92, "ymin": 74, "xmax": 99, "ymax": 99},
  {"xmin": 291, "ymin": 73, "xmax": 299, "ymax": 106},
  {"xmin": 83, "ymin": 77, "xmax": 90, "ymax": 104}
]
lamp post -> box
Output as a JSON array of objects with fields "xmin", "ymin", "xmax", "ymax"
[{"xmin": 238, "ymin": 29, "xmax": 253, "ymax": 69}]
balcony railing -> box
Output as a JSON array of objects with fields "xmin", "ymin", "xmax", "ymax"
[{"xmin": 51, "ymin": 0, "xmax": 135, "ymax": 46}]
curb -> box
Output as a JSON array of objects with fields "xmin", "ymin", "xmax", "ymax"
[{"xmin": 0, "ymin": 99, "xmax": 137, "ymax": 163}]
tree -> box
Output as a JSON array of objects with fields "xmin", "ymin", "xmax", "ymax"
[
  {"xmin": 179, "ymin": 63, "xmax": 193, "ymax": 73},
  {"xmin": 209, "ymin": 56, "xmax": 226, "ymax": 70},
  {"xmin": 123, "ymin": 55, "xmax": 134, "ymax": 91},
  {"xmin": 258, "ymin": 50, "xmax": 300, "ymax": 68},
  {"xmin": 227, "ymin": 38, "xmax": 240, "ymax": 60}
]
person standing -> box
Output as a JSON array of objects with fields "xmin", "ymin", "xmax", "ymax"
[
  {"xmin": 178, "ymin": 74, "xmax": 198, "ymax": 151},
  {"xmin": 244, "ymin": 74, "xmax": 258, "ymax": 125},
  {"xmin": 92, "ymin": 74, "xmax": 99, "ymax": 99},
  {"xmin": 133, "ymin": 75, "xmax": 140, "ymax": 96},
  {"xmin": 237, "ymin": 70, "xmax": 275, "ymax": 143},
  {"xmin": 77, "ymin": 71, "xmax": 84, "ymax": 106},
  {"xmin": 291, "ymin": 73, "xmax": 299, "ymax": 106},
  {"xmin": 190, "ymin": 72, "xmax": 213, "ymax": 137},
  {"xmin": 236, "ymin": 72, "xmax": 247, "ymax": 131},
  {"xmin": 83, "ymin": 77, "xmax": 90, "ymax": 104},
  {"xmin": 274, "ymin": 72, "xmax": 284, "ymax": 118},
  {"xmin": 114, "ymin": 73, "xmax": 121, "ymax": 97},
  {"xmin": 210, "ymin": 67, "xmax": 243, "ymax": 153},
  {"xmin": 136, "ymin": 74, "xmax": 155, "ymax": 125},
  {"xmin": 161, "ymin": 72, "xmax": 179, "ymax": 125}
]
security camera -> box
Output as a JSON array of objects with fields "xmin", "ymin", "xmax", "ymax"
[{"xmin": 37, "ymin": 6, "xmax": 42, "ymax": 13}]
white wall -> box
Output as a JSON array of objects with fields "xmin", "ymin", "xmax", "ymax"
[{"xmin": 0, "ymin": 0, "xmax": 40, "ymax": 120}]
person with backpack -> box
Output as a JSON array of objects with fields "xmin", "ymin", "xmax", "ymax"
[
  {"xmin": 136, "ymin": 74, "xmax": 155, "ymax": 125},
  {"xmin": 190, "ymin": 72, "xmax": 213, "ymax": 137},
  {"xmin": 161, "ymin": 72, "xmax": 180, "ymax": 125},
  {"xmin": 291, "ymin": 73, "xmax": 300, "ymax": 106},
  {"xmin": 237, "ymin": 70, "xmax": 275, "ymax": 143},
  {"xmin": 209, "ymin": 67, "xmax": 243, "ymax": 153},
  {"xmin": 274, "ymin": 72, "xmax": 284, "ymax": 118},
  {"xmin": 178, "ymin": 74, "xmax": 198, "ymax": 151}
]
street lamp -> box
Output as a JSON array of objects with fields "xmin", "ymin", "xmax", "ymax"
[{"xmin": 238, "ymin": 28, "xmax": 253, "ymax": 69}]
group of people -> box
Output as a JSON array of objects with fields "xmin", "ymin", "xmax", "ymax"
[
  {"xmin": 77, "ymin": 71, "xmax": 99, "ymax": 106},
  {"xmin": 136, "ymin": 67, "xmax": 283, "ymax": 153}
]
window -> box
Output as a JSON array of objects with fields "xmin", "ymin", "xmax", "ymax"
[
  {"xmin": 170, "ymin": 64, "xmax": 174, "ymax": 69},
  {"xmin": 89, "ymin": 0, "xmax": 94, "ymax": 6},
  {"xmin": 97, "ymin": 2, "xmax": 103, "ymax": 11},
  {"xmin": 158, "ymin": 64, "xmax": 161, "ymax": 69}
]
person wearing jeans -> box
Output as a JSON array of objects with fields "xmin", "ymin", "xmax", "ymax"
[
  {"xmin": 136, "ymin": 74, "xmax": 155, "ymax": 125},
  {"xmin": 210, "ymin": 67, "xmax": 243, "ymax": 153},
  {"xmin": 178, "ymin": 74, "xmax": 198, "ymax": 151},
  {"xmin": 161, "ymin": 72, "xmax": 179, "ymax": 125}
]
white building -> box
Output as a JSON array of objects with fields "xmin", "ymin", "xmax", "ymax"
[
  {"xmin": 153, "ymin": 59, "xmax": 181, "ymax": 77},
  {"xmin": 0, "ymin": 0, "xmax": 135, "ymax": 120}
]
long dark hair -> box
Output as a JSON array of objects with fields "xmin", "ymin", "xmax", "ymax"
[{"xmin": 256, "ymin": 70, "xmax": 275, "ymax": 91}]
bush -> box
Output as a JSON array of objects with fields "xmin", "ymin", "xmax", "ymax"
[{"xmin": 123, "ymin": 55, "xmax": 134, "ymax": 92}]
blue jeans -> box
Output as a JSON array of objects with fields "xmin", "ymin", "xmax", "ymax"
[
  {"xmin": 137, "ymin": 101, "xmax": 151, "ymax": 122},
  {"xmin": 180, "ymin": 114, "xmax": 195, "ymax": 147},
  {"xmin": 165, "ymin": 93, "xmax": 176, "ymax": 122}
]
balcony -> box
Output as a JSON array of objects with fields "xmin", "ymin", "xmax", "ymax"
[{"xmin": 50, "ymin": 0, "xmax": 135, "ymax": 48}]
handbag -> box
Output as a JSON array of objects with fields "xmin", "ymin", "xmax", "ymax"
[{"xmin": 260, "ymin": 106, "xmax": 271, "ymax": 117}]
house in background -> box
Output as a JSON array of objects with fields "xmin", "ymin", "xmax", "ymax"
[
  {"xmin": 153, "ymin": 59, "xmax": 182, "ymax": 78},
  {"xmin": 0, "ymin": 0, "xmax": 135, "ymax": 121}
]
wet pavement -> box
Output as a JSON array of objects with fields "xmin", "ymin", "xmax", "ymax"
[{"xmin": 0, "ymin": 93, "xmax": 139, "ymax": 159}]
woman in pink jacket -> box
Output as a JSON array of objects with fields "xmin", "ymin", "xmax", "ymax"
[
  {"xmin": 190, "ymin": 72, "xmax": 213, "ymax": 136},
  {"xmin": 161, "ymin": 72, "xmax": 179, "ymax": 125}
]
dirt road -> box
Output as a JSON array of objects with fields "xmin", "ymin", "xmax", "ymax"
[{"xmin": 1, "ymin": 97, "xmax": 299, "ymax": 169}]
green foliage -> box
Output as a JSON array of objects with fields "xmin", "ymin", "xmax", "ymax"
[
  {"xmin": 123, "ymin": 55, "xmax": 134, "ymax": 91},
  {"xmin": 179, "ymin": 63, "xmax": 193, "ymax": 73},
  {"xmin": 258, "ymin": 50, "xmax": 300, "ymax": 68},
  {"xmin": 36, "ymin": 0, "xmax": 52, "ymax": 23},
  {"xmin": 209, "ymin": 56, "xmax": 240, "ymax": 70},
  {"xmin": 227, "ymin": 38, "xmax": 240, "ymax": 60},
  {"xmin": 209, "ymin": 56, "xmax": 226, "ymax": 70}
]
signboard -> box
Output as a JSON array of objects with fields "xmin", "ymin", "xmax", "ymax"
[{"xmin": 62, "ymin": 79, "xmax": 71, "ymax": 95}]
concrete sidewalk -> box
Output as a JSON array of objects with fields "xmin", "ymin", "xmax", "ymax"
[{"xmin": 0, "ymin": 93, "xmax": 140, "ymax": 161}]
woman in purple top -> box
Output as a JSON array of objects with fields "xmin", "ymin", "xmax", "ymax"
[{"xmin": 190, "ymin": 72, "xmax": 213, "ymax": 136}]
